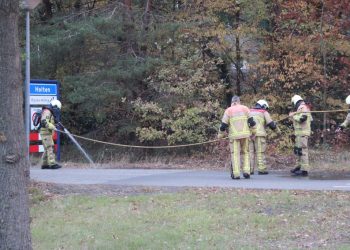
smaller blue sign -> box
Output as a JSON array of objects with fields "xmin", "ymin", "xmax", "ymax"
[{"xmin": 30, "ymin": 83, "xmax": 57, "ymax": 96}]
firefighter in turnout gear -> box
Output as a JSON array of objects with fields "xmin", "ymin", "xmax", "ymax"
[
  {"xmin": 249, "ymin": 100, "xmax": 277, "ymax": 175},
  {"xmin": 40, "ymin": 99, "xmax": 62, "ymax": 169},
  {"xmin": 218, "ymin": 96, "xmax": 256, "ymax": 179},
  {"xmin": 336, "ymin": 95, "xmax": 350, "ymax": 131},
  {"xmin": 289, "ymin": 95, "xmax": 313, "ymax": 176}
]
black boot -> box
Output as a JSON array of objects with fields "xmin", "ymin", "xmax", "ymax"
[
  {"xmin": 230, "ymin": 163, "xmax": 240, "ymax": 179},
  {"xmin": 49, "ymin": 164, "xmax": 62, "ymax": 169},
  {"xmin": 41, "ymin": 165, "xmax": 50, "ymax": 169},
  {"xmin": 231, "ymin": 173, "xmax": 240, "ymax": 180},
  {"xmin": 290, "ymin": 166, "xmax": 301, "ymax": 174},
  {"xmin": 243, "ymin": 173, "xmax": 250, "ymax": 179},
  {"xmin": 258, "ymin": 171, "xmax": 269, "ymax": 175},
  {"xmin": 293, "ymin": 170, "xmax": 308, "ymax": 176}
]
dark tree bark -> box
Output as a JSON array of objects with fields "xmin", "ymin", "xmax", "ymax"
[
  {"xmin": 0, "ymin": 1, "xmax": 32, "ymax": 249},
  {"xmin": 143, "ymin": 0, "xmax": 152, "ymax": 31},
  {"xmin": 235, "ymin": 6, "xmax": 242, "ymax": 96},
  {"xmin": 42, "ymin": 0, "xmax": 53, "ymax": 18},
  {"xmin": 74, "ymin": 0, "xmax": 82, "ymax": 10},
  {"xmin": 124, "ymin": 0, "xmax": 131, "ymax": 10}
]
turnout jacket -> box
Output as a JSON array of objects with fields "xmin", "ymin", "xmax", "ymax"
[
  {"xmin": 40, "ymin": 108, "xmax": 56, "ymax": 136},
  {"xmin": 249, "ymin": 108, "xmax": 274, "ymax": 137},
  {"xmin": 222, "ymin": 104, "xmax": 256, "ymax": 140},
  {"xmin": 292, "ymin": 102, "xmax": 313, "ymax": 136}
]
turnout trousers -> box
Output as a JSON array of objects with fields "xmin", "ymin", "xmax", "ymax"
[
  {"xmin": 229, "ymin": 138, "xmax": 250, "ymax": 177},
  {"xmin": 41, "ymin": 133, "xmax": 56, "ymax": 166},
  {"xmin": 295, "ymin": 136, "xmax": 309, "ymax": 171},
  {"xmin": 249, "ymin": 136, "xmax": 267, "ymax": 173}
]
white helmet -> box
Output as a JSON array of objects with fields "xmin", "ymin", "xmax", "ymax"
[
  {"xmin": 50, "ymin": 99, "xmax": 62, "ymax": 110},
  {"xmin": 257, "ymin": 99, "xmax": 269, "ymax": 110},
  {"xmin": 346, "ymin": 95, "xmax": 350, "ymax": 105},
  {"xmin": 291, "ymin": 95, "xmax": 303, "ymax": 106}
]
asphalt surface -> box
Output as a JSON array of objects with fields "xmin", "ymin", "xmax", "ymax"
[{"xmin": 30, "ymin": 168, "xmax": 350, "ymax": 191}]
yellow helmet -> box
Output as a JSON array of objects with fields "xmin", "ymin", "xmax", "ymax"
[
  {"xmin": 291, "ymin": 95, "xmax": 303, "ymax": 106},
  {"xmin": 346, "ymin": 95, "xmax": 350, "ymax": 105}
]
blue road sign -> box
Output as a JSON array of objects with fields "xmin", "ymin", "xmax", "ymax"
[
  {"xmin": 30, "ymin": 83, "xmax": 57, "ymax": 96},
  {"xmin": 29, "ymin": 79, "xmax": 61, "ymax": 161}
]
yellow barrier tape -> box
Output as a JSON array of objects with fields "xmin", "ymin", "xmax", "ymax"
[
  {"xmin": 275, "ymin": 109, "xmax": 349, "ymax": 123},
  {"xmin": 57, "ymin": 109, "xmax": 349, "ymax": 149},
  {"xmin": 56, "ymin": 129, "xmax": 228, "ymax": 149}
]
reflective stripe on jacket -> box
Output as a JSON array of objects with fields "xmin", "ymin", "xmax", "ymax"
[
  {"xmin": 292, "ymin": 103, "xmax": 313, "ymax": 136},
  {"xmin": 250, "ymin": 109, "xmax": 273, "ymax": 137},
  {"xmin": 222, "ymin": 104, "xmax": 252, "ymax": 140}
]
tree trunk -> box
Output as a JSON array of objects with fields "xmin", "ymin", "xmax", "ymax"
[
  {"xmin": 145, "ymin": 0, "xmax": 152, "ymax": 13},
  {"xmin": 143, "ymin": 0, "xmax": 152, "ymax": 31},
  {"xmin": 74, "ymin": 0, "xmax": 82, "ymax": 10},
  {"xmin": 42, "ymin": 0, "xmax": 53, "ymax": 18},
  {"xmin": 266, "ymin": 0, "xmax": 277, "ymax": 60},
  {"xmin": 0, "ymin": 1, "xmax": 32, "ymax": 249},
  {"xmin": 124, "ymin": 0, "xmax": 132, "ymax": 10},
  {"xmin": 235, "ymin": 6, "xmax": 242, "ymax": 96},
  {"xmin": 320, "ymin": 0, "xmax": 327, "ymax": 143},
  {"xmin": 123, "ymin": 0, "xmax": 134, "ymax": 54}
]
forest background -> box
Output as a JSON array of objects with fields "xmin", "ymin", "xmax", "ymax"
[{"xmin": 24, "ymin": 0, "xmax": 350, "ymax": 165}]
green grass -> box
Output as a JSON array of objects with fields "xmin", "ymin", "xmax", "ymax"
[{"xmin": 31, "ymin": 189, "xmax": 350, "ymax": 249}]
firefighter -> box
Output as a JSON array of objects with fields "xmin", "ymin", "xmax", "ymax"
[
  {"xmin": 218, "ymin": 96, "xmax": 256, "ymax": 179},
  {"xmin": 249, "ymin": 100, "xmax": 277, "ymax": 175},
  {"xmin": 336, "ymin": 95, "xmax": 350, "ymax": 131},
  {"xmin": 289, "ymin": 95, "xmax": 313, "ymax": 176},
  {"xmin": 40, "ymin": 99, "xmax": 62, "ymax": 169}
]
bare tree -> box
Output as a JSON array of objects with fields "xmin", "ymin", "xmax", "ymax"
[
  {"xmin": 0, "ymin": 1, "xmax": 32, "ymax": 249},
  {"xmin": 143, "ymin": 0, "xmax": 152, "ymax": 31}
]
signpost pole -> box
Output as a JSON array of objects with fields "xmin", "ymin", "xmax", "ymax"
[
  {"xmin": 25, "ymin": 9, "xmax": 30, "ymax": 153},
  {"xmin": 23, "ymin": 0, "xmax": 42, "ymax": 157}
]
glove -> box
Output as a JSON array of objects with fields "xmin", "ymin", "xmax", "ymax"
[
  {"xmin": 217, "ymin": 133, "xmax": 225, "ymax": 139},
  {"xmin": 48, "ymin": 123, "xmax": 56, "ymax": 131}
]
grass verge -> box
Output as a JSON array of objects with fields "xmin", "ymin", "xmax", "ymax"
[{"xmin": 31, "ymin": 188, "xmax": 350, "ymax": 249}]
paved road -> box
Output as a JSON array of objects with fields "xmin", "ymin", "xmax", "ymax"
[{"xmin": 30, "ymin": 168, "xmax": 350, "ymax": 191}]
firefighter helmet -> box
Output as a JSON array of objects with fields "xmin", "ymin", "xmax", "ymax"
[
  {"xmin": 257, "ymin": 99, "xmax": 269, "ymax": 110},
  {"xmin": 50, "ymin": 99, "xmax": 62, "ymax": 110},
  {"xmin": 346, "ymin": 95, "xmax": 350, "ymax": 105},
  {"xmin": 291, "ymin": 95, "xmax": 303, "ymax": 106}
]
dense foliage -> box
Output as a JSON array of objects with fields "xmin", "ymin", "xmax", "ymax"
[{"xmin": 27, "ymin": 0, "xmax": 350, "ymax": 149}]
